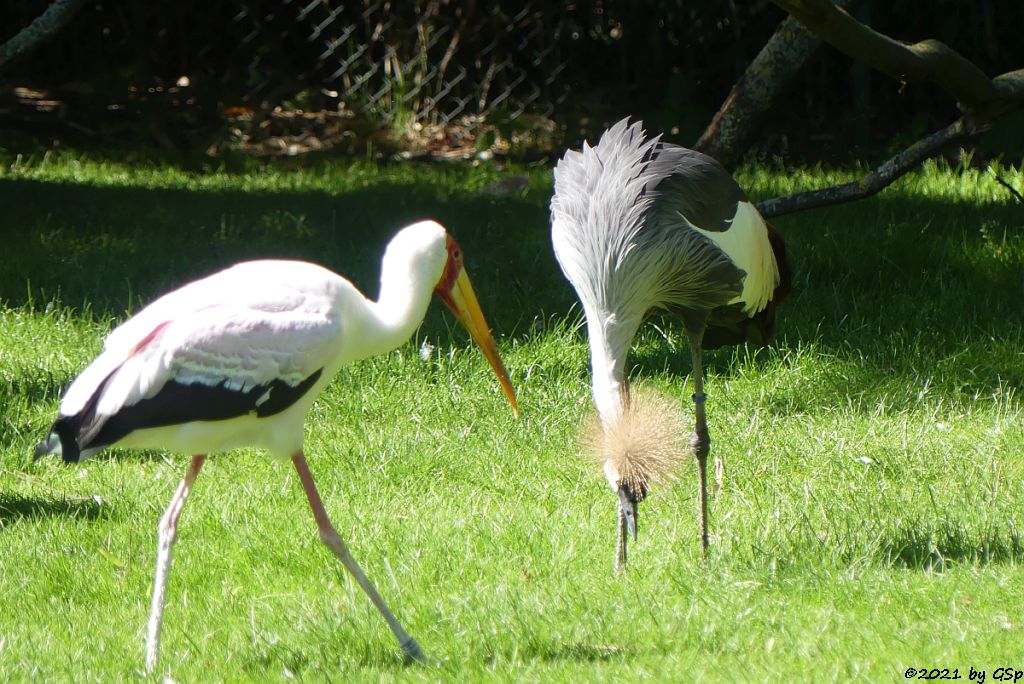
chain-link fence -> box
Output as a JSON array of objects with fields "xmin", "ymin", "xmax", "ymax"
[
  {"xmin": 1, "ymin": 1, "xmax": 773, "ymax": 152},
  {"xmin": 2, "ymin": 1, "xmax": 1022, "ymax": 156},
  {"xmin": 213, "ymin": 1, "xmax": 569, "ymax": 127}
]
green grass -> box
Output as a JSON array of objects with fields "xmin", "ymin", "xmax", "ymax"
[{"xmin": 1, "ymin": 148, "xmax": 1022, "ymax": 681}]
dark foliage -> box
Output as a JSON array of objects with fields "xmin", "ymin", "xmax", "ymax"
[{"xmin": 0, "ymin": 1, "xmax": 1021, "ymax": 159}]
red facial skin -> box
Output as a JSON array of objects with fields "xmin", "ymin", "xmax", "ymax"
[{"xmin": 434, "ymin": 236, "xmax": 464, "ymax": 308}]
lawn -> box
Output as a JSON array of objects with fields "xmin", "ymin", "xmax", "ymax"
[{"xmin": 0, "ymin": 149, "xmax": 1022, "ymax": 682}]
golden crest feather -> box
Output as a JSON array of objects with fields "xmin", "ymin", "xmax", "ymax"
[{"xmin": 582, "ymin": 385, "xmax": 689, "ymax": 496}]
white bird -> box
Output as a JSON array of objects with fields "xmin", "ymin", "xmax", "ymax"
[
  {"xmin": 34, "ymin": 219, "xmax": 519, "ymax": 671},
  {"xmin": 551, "ymin": 119, "xmax": 790, "ymax": 569}
]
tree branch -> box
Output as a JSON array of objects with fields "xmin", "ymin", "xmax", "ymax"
[
  {"xmin": 0, "ymin": 0, "xmax": 91, "ymax": 72},
  {"xmin": 694, "ymin": 0, "xmax": 859, "ymax": 169},
  {"xmin": 770, "ymin": 0, "xmax": 1024, "ymax": 119},
  {"xmin": 756, "ymin": 116, "xmax": 987, "ymax": 218},
  {"xmin": 753, "ymin": 0, "xmax": 1024, "ymax": 217},
  {"xmin": 987, "ymin": 167, "xmax": 1024, "ymax": 205}
]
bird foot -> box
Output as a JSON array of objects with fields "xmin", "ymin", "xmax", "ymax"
[{"xmin": 400, "ymin": 637, "xmax": 428, "ymax": 664}]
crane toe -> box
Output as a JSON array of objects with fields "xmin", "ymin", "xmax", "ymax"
[{"xmin": 400, "ymin": 637, "xmax": 428, "ymax": 664}]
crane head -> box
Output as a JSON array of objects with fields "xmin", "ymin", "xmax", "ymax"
[
  {"xmin": 607, "ymin": 460, "xmax": 647, "ymax": 541},
  {"xmin": 434, "ymin": 235, "xmax": 519, "ymax": 417},
  {"xmin": 585, "ymin": 387, "xmax": 687, "ymax": 561}
]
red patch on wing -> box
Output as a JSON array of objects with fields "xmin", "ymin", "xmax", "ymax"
[{"xmin": 130, "ymin": 320, "xmax": 172, "ymax": 355}]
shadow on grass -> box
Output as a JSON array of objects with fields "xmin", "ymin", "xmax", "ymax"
[
  {"xmin": 0, "ymin": 492, "xmax": 107, "ymax": 524},
  {"xmin": 534, "ymin": 641, "xmax": 632, "ymax": 663},
  {"xmin": 3, "ymin": 373, "xmax": 68, "ymax": 408},
  {"xmin": 0, "ymin": 173, "xmax": 560, "ymax": 338},
  {"xmin": 478, "ymin": 641, "xmax": 632, "ymax": 668},
  {"xmin": 3, "ymin": 164, "xmax": 1022, "ymax": 415},
  {"xmin": 880, "ymin": 519, "xmax": 1024, "ymax": 569}
]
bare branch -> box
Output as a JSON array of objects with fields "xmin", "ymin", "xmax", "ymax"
[
  {"xmin": 987, "ymin": 167, "xmax": 1024, "ymax": 205},
  {"xmin": 756, "ymin": 116, "xmax": 988, "ymax": 218},
  {"xmin": 692, "ymin": 16, "xmax": 821, "ymax": 168},
  {"xmin": 754, "ymin": 0, "xmax": 1024, "ymax": 217},
  {"xmin": 694, "ymin": 1, "xmax": 859, "ymax": 169},
  {"xmin": 0, "ymin": 0, "xmax": 90, "ymax": 72},
  {"xmin": 771, "ymin": 0, "xmax": 1024, "ymax": 119}
]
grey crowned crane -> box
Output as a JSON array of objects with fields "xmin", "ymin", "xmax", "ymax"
[
  {"xmin": 35, "ymin": 220, "xmax": 518, "ymax": 671},
  {"xmin": 551, "ymin": 119, "xmax": 791, "ymax": 569}
]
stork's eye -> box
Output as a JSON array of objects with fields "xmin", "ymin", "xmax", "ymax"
[{"xmin": 452, "ymin": 248, "xmax": 462, "ymax": 260}]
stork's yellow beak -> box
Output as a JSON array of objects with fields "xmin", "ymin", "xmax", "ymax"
[{"xmin": 437, "ymin": 265, "xmax": 519, "ymax": 417}]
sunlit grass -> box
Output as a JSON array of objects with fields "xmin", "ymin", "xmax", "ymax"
[{"xmin": 1, "ymin": 151, "xmax": 1021, "ymax": 680}]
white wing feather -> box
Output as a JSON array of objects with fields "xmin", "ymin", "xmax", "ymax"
[
  {"xmin": 60, "ymin": 260, "xmax": 346, "ymax": 418},
  {"xmin": 679, "ymin": 201, "xmax": 778, "ymax": 315}
]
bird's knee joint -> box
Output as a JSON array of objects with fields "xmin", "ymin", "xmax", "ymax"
[
  {"xmin": 318, "ymin": 528, "xmax": 347, "ymax": 554},
  {"xmin": 157, "ymin": 517, "xmax": 177, "ymax": 545},
  {"xmin": 691, "ymin": 430, "xmax": 711, "ymax": 460}
]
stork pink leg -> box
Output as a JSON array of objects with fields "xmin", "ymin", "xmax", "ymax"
[
  {"xmin": 145, "ymin": 454, "xmax": 206, "ymax": 673},
  {"xmin": 291, "ymin": 453, "xmax": 425, "ymax": 663}
]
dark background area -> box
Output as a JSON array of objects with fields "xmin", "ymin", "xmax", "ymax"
[{"xmin": 1, "ymin": 0, "xmax": 1022, "ymax": 162}]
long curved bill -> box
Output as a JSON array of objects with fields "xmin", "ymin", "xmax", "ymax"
[{"xmin": 438, "ymin": 266, "xmax": 519, "ymax": 417}]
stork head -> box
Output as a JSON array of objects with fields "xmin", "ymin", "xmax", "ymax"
[
  {"xmin": 390, "ymin": 220, "xmax": 519, "ymax": 416},
  {"xmin": 585, "ymin": 387, "xmax": 687, "ymax": 568}
]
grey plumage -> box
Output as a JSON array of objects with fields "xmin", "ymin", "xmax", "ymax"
[
  {"xmin": 551, "ymin": 117, "xmax": 790, "ymax": 567},
  {"xmin": 552, "ymin": 118, "xmax": 752, "ymax": 341}
]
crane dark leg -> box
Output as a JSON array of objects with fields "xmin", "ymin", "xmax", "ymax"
[
  {"xmin": 291, "ymin": 453, "xmax": 426, "ymax": 663},
  {"xmin": 686, "ymin": 333, "xmax": 711, "ymax": 555},
  {"xmin": 615, "ymin": 501, "xmax": 628, "ymax": 573},
  {"xmin": 146, "ymin": 454, "xmax": 206, "ymax": 673}
]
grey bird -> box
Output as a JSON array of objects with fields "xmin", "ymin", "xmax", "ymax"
[{"xmin": 551, "ymin": 118, "xmax": 791, "ymax": 569}]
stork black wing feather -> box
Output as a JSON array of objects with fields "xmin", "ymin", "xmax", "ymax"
[{"xmin": 49, "ymin": 369, "xmax": 323, "ymax": 463}]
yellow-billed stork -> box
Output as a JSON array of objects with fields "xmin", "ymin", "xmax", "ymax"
[
  {"xmin": 34, "ymin": 219, "xmax": 518, "ymax": 670},
  {"xmin": 551, "ymin": 119, "xmax": 790, "ymax": 569}
]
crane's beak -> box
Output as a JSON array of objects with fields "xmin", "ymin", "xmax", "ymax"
[
  {"xmin": 437, "ymin": 265, "xmax": 519, "ymax": 417},
  {"xmin": 617, "ymin": 485, "xmax": 638, "ymax": 541}
]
